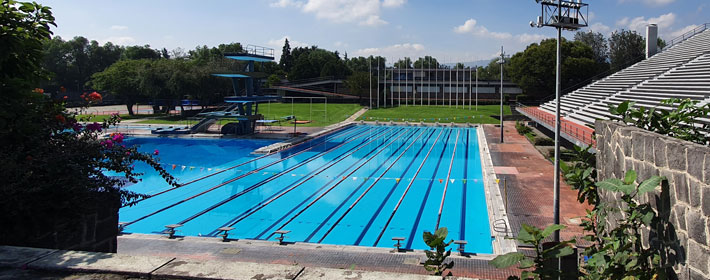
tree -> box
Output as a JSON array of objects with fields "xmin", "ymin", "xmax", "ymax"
[
  {"xmin": 345, "ymin": 71, "xmax": 372, "ymax": 103},
  {"xmin": 393, "ymin": 57, "xmax": 413, "ymax": 69},
  {"xmin": 1, "ymin": 0, "xmax": 175, "ymax": 250},
  {"xmin": 90, "ymin": 59, "xmax": 150, "ymax": 115},
  {"xmin": 41, "ymin": 36, "xmax": 123, "ymax": 93},
  {"xmin": 413, "ymin": 56, "xmax": 440, "ymax": 69},
  {"xmin": 123, "ymin": 44, "xmax": 161, "ymax": 60},
  {"xmin": 657, "ymin": 37, "xmax": 667, "ymax": 50},
  {"xmin": 574, "ymin": 30, "xmax": 609, "ymax": 65},
  {"xmin": 454, "ymin": 62, "xmax": 465, "ymax": 69},
  {"xmin": 608, "ymin": 29, "xmax": 645, "ymax": 71},
  {"xmin": 507, "ymin": 38, "xmax": 596, "ymax": 98}
]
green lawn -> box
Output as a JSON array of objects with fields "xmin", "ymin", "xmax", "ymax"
[
  {"xmin": 131, "ymin": 103, "xmax": 363, "ymax": 127},
  {"xmin": 359, "ymin": 105, "xmax": 512, "ymax": 124}
]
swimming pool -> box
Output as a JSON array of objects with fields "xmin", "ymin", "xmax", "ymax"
[{"xmin": 119, "ymin": 125, "xmax": 493, "ymax": 253}]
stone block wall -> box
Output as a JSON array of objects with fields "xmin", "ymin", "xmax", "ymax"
[{"xmin": 595, "ymin": 120, "xmax": 710, "ymax": 279}]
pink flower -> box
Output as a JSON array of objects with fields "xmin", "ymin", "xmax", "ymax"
[
  {"xmin": 125, "ymin": 151, "xmax": 131, "ymax": 156},
  {"xmin": 111, "ymin": 133, "xmax": 124, "ymax": 143},
  {"xmin": 72, "ymin": 123, "xmax": 83, "ymax": 132},
  {"xmin": 102, "ymin": 139, "xmax": 113, "ymax": 148},
  {"xmin": 86, "ymin": 122, "xmax": 102, "ymax": 132},
  {"xmin": 153, "ymin": 149, "xmax": 159, "ymax": 155}
]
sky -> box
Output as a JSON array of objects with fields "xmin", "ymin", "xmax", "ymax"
[{"xmin": 37, "ymin": 0, "xmax": 709, "ymax": 65}]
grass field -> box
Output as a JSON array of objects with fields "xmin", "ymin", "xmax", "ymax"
[
  {"xmin": 359, "ymin": 105, "xmax": 512, "ymax": 124},
  {"xmin": 124, "ymin": 103, "xmax": 363, "ymax": 127}
]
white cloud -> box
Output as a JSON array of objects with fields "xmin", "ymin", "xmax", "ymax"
[
  {"xmin": 589, "ymin": 22, "xmax": 612, "ymax": 35},
  {"xmin": 270, "ymin": 0, "xmax": 303, "ymax": 8},
  {"xmin": 517, "ymin": 33, "xmax": 548, "ymax": 44},
  {"xmin": 100, "ymin": 36, "xmax": 135, "ymax": 45},
  {"xmin": 382, "ymin": 0, "xmax": 406, "ymax": 8},
  {"xmin": 454, "ymin": 19, "xmax": 512, "ymax": 40},
  {"xmin": 667, "ymin": 24, "xmax": 699, "ymax": 39},
  {"xmin": 110, "ymin": 25, "xmax": 128, "ymax": 31},
  {"xmin": 616, "ymin": 13, "xmax": 676, "ymax": 33},
  {"xmin": 270, "ymin": 0, "xmax": 404, "ymax": 26},
  {"xmin": 619, "ymin": 0, "xmax": 676, "ymax": 6},
  {"xmin": 353, "ymin": 43, "xmax": 425, "ymax": 63}
]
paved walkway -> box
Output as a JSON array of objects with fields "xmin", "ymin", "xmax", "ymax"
[
  {"xmin": 115, "ymin": 234, "xmax": 515, "ymax": 279},
  {"xmin": 483, "ymin": 122, "xmax": 590, "ymax": 245},
  {"xmin": 1, "ymin": 243, "xmax": 497, "ymax": 279}
]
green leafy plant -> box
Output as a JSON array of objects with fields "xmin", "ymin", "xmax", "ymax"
[
  {"xmin": 422, "ymin": 227, "xmax": 454, "ymax": 276},
  {"xmin": 515, "ymin": 121, "xmax": 532, "ymax": 135},
  {"xmin": 490, "ymin": 224, "xmax": 576, "ymax": 279},
  {"xmin": 533, "ymin": 136, "xmax": 554, "ymax": 146},
  {"xmin": 610, "ymin": 99, "xmax": 710, "ymax": 145},
  {"xmin": 0, "ymin": 0, "xmax": 176, "ymax": 249},
  {"xmin": 560, "ymin": 145, "xmax": 598, "ymax": 206},
  {"xmin": 582, "ymin": 171, "xmax": 669, "ymax": 280}
]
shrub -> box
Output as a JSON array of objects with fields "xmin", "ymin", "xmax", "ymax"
[
  {"xmin": 534, "ymin": 136, "xmax": 554, "ymax": 146},
  {"xmin": 422, "ymin": 227, "xmax": 454, "ymax": 276},
  {"xmin": 515, "ymin": 120, "xmax": 532, "ymax": 135}
]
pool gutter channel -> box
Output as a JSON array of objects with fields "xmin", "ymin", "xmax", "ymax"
[{"xmin": 477, "ymin": 127, "xmax": 517, "ymax": 255}]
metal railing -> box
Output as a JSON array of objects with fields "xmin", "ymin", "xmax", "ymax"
[
  {"xmin": 660, "ymin": 23, "xmax": 709, "ymax": 52},
  {"xmin": 537, "ymin": 22, "xmax": 709, "ymax": 106},
  {"xmin": 244, "ymin": 44, "xmax": 274, "ymax": 58},
  {"xmin": 276, "ymin": 76, "xmax": 337, "ymax": 86},
  {"xmin": 517, "ymin": 103, "xmax": 596, "ymax": 147}
]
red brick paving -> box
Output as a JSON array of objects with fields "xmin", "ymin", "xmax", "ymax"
[{"xmin": 484, "ymin": 122, "xmax": 591, "ymax": 243}]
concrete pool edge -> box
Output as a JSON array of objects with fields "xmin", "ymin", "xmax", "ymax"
[{"xmin": 477, "ymin": 127, "xmax": 517, "ymax": 255}]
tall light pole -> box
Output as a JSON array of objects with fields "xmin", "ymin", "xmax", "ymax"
[
  {"xmin": 377, "ymin": 56, "xmax": 380, "ymax": 109},
  {"xmin": 369, "ymin": 56, "xmax": 372, "ymax": 109},
  {"xmin": 475, "ymin": 65, "xmax": 478, "ymax": 111},
  {"xmin": 499, "ymin": 46, "xmax": 506, "ymax": 143},
  {"xmin": 531, "ymin": 0, "xmax": 589, "ymax": 243}
]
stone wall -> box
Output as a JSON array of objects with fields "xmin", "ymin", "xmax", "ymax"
[{"xmin": 595, "ymin": 120, "xmax": 710, "ymax": 279}]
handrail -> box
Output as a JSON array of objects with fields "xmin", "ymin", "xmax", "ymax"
[
  {"xmin": 244, "ymin": 44, "xmax": 274, "ymax": 58},
  {"xmin": 276, "ymin": 76, "xmax": 337, "ymax": 86},
  {"xmin": 517, "ymin": 104, "xmax": 596, "ymax": 147},
  {"xmin": 660, "ymin": 23, "xmax": 709, "ymax": 52}
]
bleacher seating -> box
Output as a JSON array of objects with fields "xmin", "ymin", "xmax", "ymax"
[{"xmin": 538, "ymin": 27, "xmax": 710, "ymax": 127}]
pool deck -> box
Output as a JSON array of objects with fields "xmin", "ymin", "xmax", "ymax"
[{"xmin": 483, "ymin": 122, "xmax": 590, "ymax": 246}]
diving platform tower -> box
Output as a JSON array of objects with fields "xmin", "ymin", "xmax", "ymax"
[{"xmin": 204, "ymin": 45, "xmax": 281, "ymax": 135}]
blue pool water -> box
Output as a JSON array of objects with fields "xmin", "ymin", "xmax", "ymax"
[{"xmin": 119, "ymin": 125, "xmax": 493, "ymax": 253}]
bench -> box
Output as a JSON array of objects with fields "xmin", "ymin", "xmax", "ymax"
[
  {"xmin": 163, "ymin": 224, "xmax": 182, "ymax": 239},
  {"xmin": 216, "ymin": 227, "xmax": 234, "ymax": 242},
  {"xmin": 274, "ymin": 230, "xmax": 291, "ymax": 244}
]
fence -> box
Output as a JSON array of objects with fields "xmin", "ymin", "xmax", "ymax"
[{"xmin": 517, "ymin": 105, "xmax": 596, "ymax": 147}]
